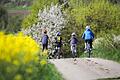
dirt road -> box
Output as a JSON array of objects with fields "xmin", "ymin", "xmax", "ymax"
[
  {"xmin": 49, "ymin": 58, "xmax": 120, "ymax": 80},
  {"xmin": 8, "ymin": 10, "xmax": 30, "ymax": 16}
]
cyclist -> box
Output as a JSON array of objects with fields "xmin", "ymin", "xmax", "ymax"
[
  {"xmin": 69, "ymin": 32, "xmax": 78, "ymax": 58},
  {"xmin": 82, "ymin": 25, "xmax": 94, "ymax": 51},
  {"xmin": 41, "ymin": 30, "xmax": 49, "ymax": 52},
  {"xmin": 54, "ymin": 32, "xmax": 63, "ymax": 58}
]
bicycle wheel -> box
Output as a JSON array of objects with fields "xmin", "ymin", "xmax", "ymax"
[
  {"xmin": 57, "ymin": 47, "xmax": 60, "ymax": 59},
  {"xmin": 71, "ymin": 45, "xmax": 77, "ymax": 58},
  {"xmin": 88, "ymin": 50, "xmax": 91, "ymax": 58},
  {"xmin": 86, "ymin": 42, "xmax": 91, "ymax": 58}
]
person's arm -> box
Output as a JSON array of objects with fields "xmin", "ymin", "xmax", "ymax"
[
  {"xmin": 91, "ymin": 31, "xmax": 94, "ymax": 40},
  {"xmin": 41, "ymin": 35, "xmax": 43, "ymax": 42},
  {"xmin": 68, "ymin": 37, "xmax": 71, "ymax": 43},
  {"xmin": 82, "ymin": 32, "xmax": 85, "ymax": 40},
  {"xmin": 47, "ymin": 35, "xmax": 50, "ymax": 43},
  {"xmin": 76, "ymin": 38, "xmax": 79, "ymax": 44},
  {"xmin": 61, "ymin": 37, "xmax": 63, "ymax": 45}
]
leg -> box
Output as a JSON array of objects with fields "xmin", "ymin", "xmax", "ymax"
[
  {"xmin": 89, "ymin": 39, "xmax": 92, "ymax": 49},
  {"xmin": 42, "ymin": 44, "xmax": 45, "ymax": 52},
  {"xmin": 45, "ymin": 43, "xmax": 48, "ymax": 50},
  {"xmin": 71, "ymin": 45, "xmax": 74, "ymax": 58},
  {"xmin": 74, "ymin": 44, "xmax": 77, "ymax": 57},
  {"xmin": 85, "ymin": 40, "xmax": 88, "ymax": 50}
]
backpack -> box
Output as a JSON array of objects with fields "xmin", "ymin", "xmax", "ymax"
[
  {"xmin": 55, "ymin": 36, "xmax": 62, "ymax": 43},
  {"xmin": 42, "ymin": 35, "xmax": 48, "ymax": 44}
]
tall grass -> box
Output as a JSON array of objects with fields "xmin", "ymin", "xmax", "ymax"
[{"xmin": 93, "ymin": 34, "xmax": 120, "ymax": 62}]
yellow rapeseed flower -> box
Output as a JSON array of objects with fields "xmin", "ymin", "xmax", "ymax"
[
  {"xmin": 40, "ymin": 59, "xmax": 47, "ymax": 66},
  {"xmin": 41, "ymin": 50, "xmax": 48, "ymax": 56},
  {"xmin": 0, "ymin": 31, "xmax": 40, "ymax": 65}
]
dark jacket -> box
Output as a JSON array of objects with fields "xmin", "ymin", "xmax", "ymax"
[{"xmin": 69, "ymin": 36, "xmax": 78, "ymax": 45}]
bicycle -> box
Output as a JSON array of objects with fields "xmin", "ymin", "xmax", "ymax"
[
  {"xmin": 48, "ymin": 41, "xmax": 63, "ymax": 59},
  {"xmin": 86, "ymin": 42, "xmax": 92, "ymax": 58},
  {"xmin": 54, "ymin": 46, "xmax": 61, "ymax": 59},
  {"xmin": 71, "ymin": 44, "xmax": 77, "ymax": 58}
]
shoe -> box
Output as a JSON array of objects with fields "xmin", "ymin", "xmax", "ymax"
[
  {"xmin": 90, "ymin": 48, "xmax": 92, "ymax": 51},
  {"xmin": 74, "ymin": 59, "xmax": 76, "ymax": 61},
  {"xmin": 84, "ymin": 51, "xmax": 87, "ymax": 53}
]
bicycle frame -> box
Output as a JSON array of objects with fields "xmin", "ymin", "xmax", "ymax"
[
  {"xmin": 86, "ymin": 42, "xmax": 91, "ymax": 58},
  {"xmin": 71, "ymin": 44, "xmax": 77, "ymax": 58},
  {"xmin": 54, "ymin": 46, "xmax": 61, "ymax": 59}
]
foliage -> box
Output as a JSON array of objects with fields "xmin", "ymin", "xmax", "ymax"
[
  {"xmin": 6, "ymin": 15, "xmax": 23, "ymax": 33},
  {"xmin": 108, "ymin": 0, "xmax": 120, "ymax": 4},
  {"xmin": 0, "ymin": 0, "xmax": 10, "ymax": 5},
  {"xmin": 67, "ymin": 0, "xmax": 120, "ymax": 35},
  {"xmin": 0, "ymin": 6, "xmax": 24, "ymax": 33},
  {"xmin": 0, "ymin": 32, "xmax": 39, "ymax": 80},
  {"xmin": 93, "ymin": 34, "xmax": 120, "ymax": 62},
  {"xmin": 36, "ymin": 63, "xmax": 64, "ymax": 80},
  {"xmin": 0, "ymin": 32, "xmax": 63, "ymax": 80},
  {"xmin": 0, "ymin": 6, "xmax": 8, "ymax": 30},
  {"xmin": 22, "ymin": 0, "xmax": 58, "ymax": 28},
  {"xmin": 0, "ymin": 32, "xmax": 40, "ymax": 64},
  {"xmin": 60, "ymin": 0, "xmax": 120, "ymax": 57},
  {"xmin": 22, "ymin": 4, "xmax": 66, "ymax": 46}
]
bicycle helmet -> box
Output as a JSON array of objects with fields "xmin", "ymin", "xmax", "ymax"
[
  {"xmin": 56, "ymin": 32, "xmax": 61, "ymax": 36},
  {"xmin": 86, "ymin": 26, "xmax": 90, "ymax": 30},
  {"xmin": 71, "ymin": 32, "xmax": 76, "ymax": 36}
]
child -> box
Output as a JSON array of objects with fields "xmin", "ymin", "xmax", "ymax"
[
  {"xmin": 41, "ymin": 30, "xmax": 49, "ymax": 52},
  {"xmin": 69, "ymin": 32, "xmax": 78, "ymax": 58}
]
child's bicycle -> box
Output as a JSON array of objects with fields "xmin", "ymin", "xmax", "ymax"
[
  {"xmin": 48, "ymin": 42, "xmax": 63, "ymax": 59},
  {"xmin": 71, "ymin": 44, "xmax": 77, "ymax": 58}
]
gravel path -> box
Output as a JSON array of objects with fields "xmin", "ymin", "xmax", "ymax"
[{"xmin": 49, "ymin": 58, "xmax": 120, "ymax": 80}]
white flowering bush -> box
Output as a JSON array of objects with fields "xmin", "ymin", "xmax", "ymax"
[{"xmin": 22, "ymin": 4, "xmax": 66, "ymax": 45}]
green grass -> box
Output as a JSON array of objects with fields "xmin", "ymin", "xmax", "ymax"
[
  {"xmin": 7, "ymin": 6, "xmax": 31, "ymax": 10},
  {"xmin": 38, "ymin": 63, "xmax": 64, "ymax": 80}
]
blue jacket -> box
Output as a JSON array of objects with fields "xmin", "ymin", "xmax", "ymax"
[
  {"xmin": 41, "ymin": 34, "xmax": 49, "ymax": 44},
  {"xmin": 82, "ymin": 29, "xmax": 94, "ymax": 40}
]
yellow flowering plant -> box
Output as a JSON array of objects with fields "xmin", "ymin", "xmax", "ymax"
[
  {"xmin": 0, "ymin": 32, "xmax": 40, "ymax": 64},
  {"xmin": 0, "ymin": 32, "xmax": 41, "ymax": 80}
]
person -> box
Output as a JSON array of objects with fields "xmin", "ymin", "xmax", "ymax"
[
  {"xmin": 82, "ymin": 25, "xmax": 94, "ymax": 50},
  {"xmin": 54, "ymin": 32, "xmax": 63, "ymax": 58},
  {"xmin": 69, "ymin": 32, "xmax": 78, "ymax": 58},
  {"xmin": 41, "ymin": 30, "xmax": 49, "ymax": 52},
  {"xmin": 55, "ymin": 32, "xmax": 62, "ymax": 48}
]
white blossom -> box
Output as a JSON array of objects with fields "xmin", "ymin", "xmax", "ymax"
[{"xmin": 22, "ymin": 4, "xmax": 66, "ymax": 45}]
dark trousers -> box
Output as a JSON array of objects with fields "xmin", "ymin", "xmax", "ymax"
[
  {"xmin": 85, "ymin": 39, "xmax": 93, "ymax": 49},
  {"xmin": 42, "ymin": 44, "xmax": 48, "ymax": 52}
]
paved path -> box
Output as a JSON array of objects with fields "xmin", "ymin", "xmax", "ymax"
[{"xmin": 49, "ymin": 58, "xmax": 120, "ymax": 80}]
